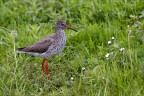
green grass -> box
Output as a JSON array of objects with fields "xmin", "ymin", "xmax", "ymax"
[{"xmin": 0, "ymin": 0, "xmax": 144, "ymax": 95}]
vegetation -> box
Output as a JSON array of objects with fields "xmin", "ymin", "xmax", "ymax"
[{"xmin": 0, "ymin": 0, "xmax": 144, "ymax": 95}]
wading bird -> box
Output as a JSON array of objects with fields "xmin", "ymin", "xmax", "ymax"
[{"xmin": 17, "ymin": 20, "xmax": 77, "ymax": 80}]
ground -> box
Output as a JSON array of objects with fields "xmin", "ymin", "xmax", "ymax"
[{"xmin": 0, "ymin": 0, "xmax": 144, "ymax": 96}]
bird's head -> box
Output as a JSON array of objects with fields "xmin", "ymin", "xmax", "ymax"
[{"xmin": 56, "ymin": 20, "xmax": 77, "ymax": 32}]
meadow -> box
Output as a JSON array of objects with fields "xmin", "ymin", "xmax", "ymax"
[{"xmin": 0, "ymin": 0, "xmax": 144, "ymax": 96}]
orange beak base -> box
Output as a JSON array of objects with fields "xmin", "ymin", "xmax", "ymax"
[{"xmin": 66, "ymin": 25, "xmax": 77, "ymax": 32}]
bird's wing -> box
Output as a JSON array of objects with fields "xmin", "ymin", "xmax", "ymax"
[{"xmin": 17, "ymin": 34, "xmax": 55, "ymax": 53}]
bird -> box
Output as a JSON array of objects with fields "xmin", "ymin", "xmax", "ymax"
[{"xmin": 17, "ymin": 20, "xmax": 77, "ymax": 80}]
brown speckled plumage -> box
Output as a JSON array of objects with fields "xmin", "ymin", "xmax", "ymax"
[
  {"xmin": 17, "ymin": 20, "xmax": 76, "ymax": 58},
  {"xmin": 17, "ymin": 20, "xmax": 77, "ymax": 80}
]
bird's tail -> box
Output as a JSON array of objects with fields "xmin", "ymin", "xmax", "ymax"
[{"xmin": 16, "ymin": 47, "xmax": 26, "ymax": 53}]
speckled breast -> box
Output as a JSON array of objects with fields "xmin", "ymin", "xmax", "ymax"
[{"xmin": 44, "ymin": 30, "xmax": 66, "ymax": 58}]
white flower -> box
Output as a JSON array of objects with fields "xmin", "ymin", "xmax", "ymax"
[
  {"xmin": 130, "ymin": 15, "xmax": 137, "ymax": 20},
  {"xmin": 70, "ymin": 77, "xmax": 74, "ymax": 81},
  {"xmin": 82, "ymin": 67, "xmax": 85, "ymax": 71},
  {"xmin": 39, "ymin": 88, "xmax": 43, "ymax": 92},
  {"xmin": 111, "ymin": 37, "xmax": 115, "ymax": 40},
  {"xmin": 127, "ymin": 25, "xmax": 132, "ymax": 33},
  {"xmin": 128, "ymin": 29, "xmax": 132, "ymax": 33},
  {"xmin": 108, "ymin": 41, "xmax": 111, "ymax": 45},
  {"xmin": 105, "ymin": 53, "xmax": 110, "ymax": 59},
  {"xmin": 120, "ymin": 48, "xmax": 125, "ymax": 52},
  {"xmin": 10, "ymin": 30, "xmax": 17, "ymax": 37}
]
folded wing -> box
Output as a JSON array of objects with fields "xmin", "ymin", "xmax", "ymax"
[{"xmin": 17, "ymin": 34, "xmax": 55, "ymax": 53}]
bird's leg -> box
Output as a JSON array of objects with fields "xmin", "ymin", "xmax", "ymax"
[
  {"xmin": 46, "ymin": 59, "xmax": 50, "ymax": 80},
  {"xmin": 42, "ymin": 59, "xmax": 45, "ymax": 74},
  {"xmin": 41, "ymin": 59, "xmax": 46, "ymax": 86}
]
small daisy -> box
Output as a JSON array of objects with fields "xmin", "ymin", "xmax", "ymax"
[
  {"xmin": 111, "ymin": 37, "xmax": 115, "ymax": 40},
  {"xmin": 105, "ymin": 53, "xmax": 110, "ymax": 59},
  {"xmin": 127, "ymin": 25, "xmax": 132, "ymax": 33},
  {"xmin": 128, "ymin": 29, "xmax": 132, "ymax": 33},
  {"xmin": 108, "ymin": 41, "xmax": 111, "ymax": 45},
  {"xmin": 39, "ymin": 88, "xmax": 43, "ymax": 92},
  {"xmin": 82, "ymin": 67, "xmax": 86, "ymax": 71},
  {"xmin": 120, "ymin": 48, "xmax": 125, "ymax": 52},
  {"xmin": 10, "ymin": 30, "xmax": 17, "ymax": 37},
  {"xmin": 70, "ymin": 77, "xmax": 74, "ymax": 81}
]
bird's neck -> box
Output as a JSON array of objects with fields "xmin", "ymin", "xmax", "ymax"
[{"xmin": 55, "ymin": 29, "xmax": 65, "ymax": 36}]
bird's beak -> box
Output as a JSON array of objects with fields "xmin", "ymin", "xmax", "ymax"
[{"xmin": 66, "ymin": 25, "xmax": 78, "ymax": 32}]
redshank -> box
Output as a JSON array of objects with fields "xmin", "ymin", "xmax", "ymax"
[{"xmin": 17, "ymin": 20, "xmax": 77, "ymax": 80}]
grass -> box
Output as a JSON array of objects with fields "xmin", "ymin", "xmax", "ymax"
[{"xmin": 0, "ymin": 0, "xmax": 144, "ymax": 95}]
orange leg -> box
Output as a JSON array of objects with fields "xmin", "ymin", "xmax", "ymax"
[
  {"xmin": 42, "ymin": 59, "xmax": 45, "ymax": 74},
  {"xmin": 46, "ymin": 59, "xmax": 50, "ymax": 80}
]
